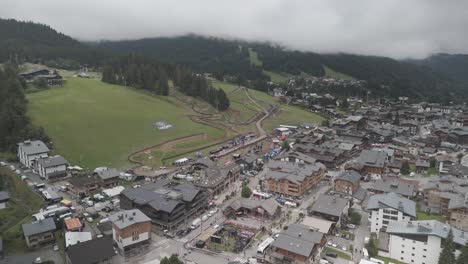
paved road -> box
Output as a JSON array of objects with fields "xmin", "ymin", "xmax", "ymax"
[{"xmin": 352, "ymin": 209, "xmax": 370, "ymax": 263}]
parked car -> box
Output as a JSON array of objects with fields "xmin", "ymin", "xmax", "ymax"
[
  {"xmin": 325, "ymin": 252, "xmax": 337, "ymax": 258},
  {"xmin": 201, "ymin": 215, "xmax": 209, "ymax": 221},
  {"xmin": 86, "ymin": 217, "xmax": 94, "ymax": 223},
  {"xmin": 346, "ymin": 224, "xmax": 356, "ymax": 229},
  {"xmin": 0, "ymin": 161, "xmax": 6, "ymax": 166}
]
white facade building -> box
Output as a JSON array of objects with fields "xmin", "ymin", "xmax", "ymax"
[
  {"xmin": 35, "ymin": 155, "xmax": 68, "ymax": 181},
  {"xmin": 109, "ymin": 209, "xmax": 152, "ymax": 255},
  {"xmin": 367, "ymin": 192, "xmax": 416, "ymax": 233},
  {"xmin": 17, "ymin": 140, "xmax": 49, "ymax": 168},
  {"xmin": 387, "ymin": 220, "xmax": 468, "ymax": 264}
]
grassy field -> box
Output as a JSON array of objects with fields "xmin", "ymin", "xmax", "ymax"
[
  {"xmin": 27, "ymin": 78, "xmax": 224, "ymax": 169},
  {"xmin": 324, "ymin": 246, "xmax": 352, "ymax": 260},
  {"xmin": 263, "ymin": 70, "xmax": 289, "ymax": 84},
  {"xmin": 375, "ymin": 256, "xmax": 406, "ymax": 264},
  {"xmin": 416, "ymin": 210, "xmax": 446, "ymax": 222},
  {"xmin": 263, "ymin": 105, "xmax": 324, "ymax": 132},
  {"xmin": 0, "ymin": 167, "xmax": 44, "ymax": 254},
  {"xmin": 323, "ymin": 65, "xmax": 355, "ymax": 80},
  {"xmin": 248, "ymin": 48, "xmax": 263, "ymax": 67}
]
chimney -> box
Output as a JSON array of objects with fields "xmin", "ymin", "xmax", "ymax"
[{"xmin": 298, "ymin": 232, "xmax": 302, "ymax": 237}]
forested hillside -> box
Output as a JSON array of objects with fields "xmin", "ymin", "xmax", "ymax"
[
  {"xmin": 1, "ymin": 18, "xmax": 467, "ymax": 103},
  {"xmin": 408, "ymin": 53, "xmax": 468, "ymax": 82},
  {"xmin": 101, "ymin": 55, "xmax": 230, "ymax": 111},
  {"xmin": 0, "ymin": 65, "xmax": 49, "ymax": 152},
  {"xmin": 0, "ymin": 19, "xmax": 105, "ymax": 68},
  {"xmin": 98, "ymin": 36, "xmax": 267, "ymax": 83}
]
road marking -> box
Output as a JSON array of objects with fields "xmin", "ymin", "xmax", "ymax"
[{"xmin": 233, "ymin": 257, "xmax": 248, "ymax": 263}]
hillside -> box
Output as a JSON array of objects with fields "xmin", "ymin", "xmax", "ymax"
[
  {"xmin": 99, "ymin": 36, "xmax": 466, "ymax": 101},
  {"xmin": 27, "ymin": 78, "xmax": 225, "ymax": 169},
  {"xmin": 0, "ymin": 18, "xmax": 104, "ymax": 66},
  {"xmin": 409, "ymin": 53, "xmax": 468, "ymax": 82}
]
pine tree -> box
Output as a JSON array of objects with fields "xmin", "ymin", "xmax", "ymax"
[
  {"xmin": 439, "ymin": 230, "xmax": 456, "ymax": 264},
  {"xmin": 400, "ymin": 160, "xmax": 410, "ymax": 175},
  {"xmin": 456, "ymin": 242, "xmax": 468, "ymax": 264}
]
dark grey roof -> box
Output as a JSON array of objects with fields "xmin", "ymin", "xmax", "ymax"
[
  {"xmin": 352, "ymin": 187, "xmax": 368, "ymax": 201},
  {"xmin": 96, "ymin": 168, "xmax": 120, "ymax": 180},
  {"xmin": 415, "ymin": 160, "xmax": 430, "ymax": 168},
  {"xmin": 109, "ymin": 209, "xmax": 151, "ymax": 229},
  {"xmin": 367, "ymin": 192, "xmax": 416, "ymax": 217},
  {"xmin": 372, "ymin": 178, "xmax": 415, "ymax": 197},
  {"xmin": 0, "ymin": 191, "xmax": 9, "ymax": 201},
  {"xmin": 359, "ymin": 150, "xmax": 387, "ymax": 168},
  {"xmin": 335, "ymin": 170, "xmax": 361, "ymax": 185},
  {"xmin": 66, "ymin": 235, "xmax": 116, "ymax": 264},
  {"xmin": 310, "ymin": 194, "xmax": 348, "ymax": 218},
  {"xmin": 272, "ymin": 223, "xmax": 323, "ymax": 257},
  {"xmin": 227, "ymin": 198, "xmax": 280, "ymax": 216},
  {"xmin": 266, "ymin": 160, "xmax": 325, "ymax": 184},
  {"xmin": 37, "ymin": 155, "xmax": 68, "ymax": 168},
  {"xmin": 121, "ymin": 179, "xmax": 203, "ymax": 213},
  {"xmin": 0, "ymin": 237, "xmax": 2, "ymax": 252},
  {"xmin": 18, "ymin": 140, "xmax": 49, "ymax": 155},
  {"xmin": 22, "ymin": 218, "xmax": 56, "ymax": 237},
  {"xmin": 387, "ymin": 220, "xmax": 468, "ymax": 246}
]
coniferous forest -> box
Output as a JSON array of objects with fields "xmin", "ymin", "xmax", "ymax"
[{"xmin": 101, "ymin": 55, "xmax": 229, "ymax": 111}]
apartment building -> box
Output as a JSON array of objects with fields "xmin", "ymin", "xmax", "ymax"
[
  {"xmin": 109, "ymin": 209, "xmax": 152, "ymax": 255},
  {"xmin": 386, "ymin": 220, "xmax": 468, "ymax": 264},
  {"xmin": 367, "ymin": 192, "xmax": 416, "ymax": 233},
  {"xmin": 35, "ymin": 155, "xmax": 68, "ymax": 181},
  {"xmin": 119, "ymin": 179, "xmax": 208, "ymax": 231},
  {"xmin": 21, "ymin": 218, "xmax": 56, "ymax": 248},
  {"xmin": 264, "ymin": 160, "xmax": 325, "ymax": 197},
  {"xmin": 17, "ymin": 140, "xmax": 50, "ymax": 168}
]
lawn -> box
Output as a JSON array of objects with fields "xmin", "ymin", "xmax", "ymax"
[
  {"xmin": 416, "ymin": 210, "xmax": 446, "ymax": 222},
  {"xmin": 263, "ymin": 105, "xmax": 324, "ymax": 132},
  {"xmin": 323, "ymin": 65, "xmax": 355, "ymax": 80},
  {"xmin": 263, "ymin": 70, "xmax": 289, "ymax": 84},
  {"xmin": 375, "ymin": 256, "xmax": 406, "ymax": 264},
  {"xmin": 0, "ymin": 167, "xmax": 44, "ymax": 254},
  {"xmin": 324, "ymin": 246, "xmax": 352, "ymax": 260},
  {"xmin": 27, "ymin": 78, "xmax": 224, "ymax": 169},
  {"xmin": 248, "ymin": 48, "xmax": 263, "ymax": 67}
]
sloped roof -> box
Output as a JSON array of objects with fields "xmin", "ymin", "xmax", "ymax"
[
  {"xmin": 272, "ymin": 223, "xmax": 323, "ymax": 257},
  {"xmin": 66, "ymin": 236, "xmax": 116, "ymax": 264},
  {"xmin": 109, "ymin": 209, "xmax": 151, "ymax": 229},
  {"xmin": 37, "ymin": 155, "xmax": 68, "ymax": 168},
  {"xmin": 310, "ymin": 194, "xmax": 348, "ymax": 218},
  {"xmin": 335, "ymin": 170, "xmax": 361, "ymax": 185},
  {"xmin": 387, "ymin": 220, "xmax": 468, "ymax": 246},
  {"xmin": 18, "ymin": 140, "xmax": 49, "ymax": 155},
  {"xmin": 367, "ymin": 192, "xmax": 416, "ymax": 217},
  {"xmin": 22, "ymin": 217, "xmax": 56, "ymax": 236}
]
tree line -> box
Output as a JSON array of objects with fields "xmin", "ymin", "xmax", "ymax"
[
  {"xmin": 101, "ymin": 55, "xmax": 230, "ymax": 111},
  {"xmin": 0, "ymin": 65, "xmax": 50, "ymax": 152}
]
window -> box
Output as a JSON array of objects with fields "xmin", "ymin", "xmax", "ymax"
[
  {"xmin": 412, "ymin": 247, "xmax": 415, "ymax": 250},
  {"xmin": 401, "ymin": 251, "xmax": 404, "ymax": 253},
  {"xmin": 423, "ymin": 249, "xmax": 427, "ymax": 251},
  {"xmin": 423, "ymin": 256, "xmax": 426, "ymax": 258},
  {"xmin": 132, "ymin": 235, "xmax": 139, "ymax": 241}
]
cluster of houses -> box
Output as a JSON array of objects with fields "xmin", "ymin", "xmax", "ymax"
[
  {"xmin": 19, "ymin": 68, "xmax": 64, "ymax": 86},
  {"xmin": 8, "ymin": 89, "xmax": 468, "ymax": 264}
]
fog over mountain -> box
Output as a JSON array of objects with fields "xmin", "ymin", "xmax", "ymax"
[{"xmin": 1, "ymin": 0, "xmax": 468, "ymax": 58}]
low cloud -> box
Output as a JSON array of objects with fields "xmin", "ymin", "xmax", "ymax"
[{"xmin": 1, "ymin": 0, "xmax": 468, "ymax": 58}]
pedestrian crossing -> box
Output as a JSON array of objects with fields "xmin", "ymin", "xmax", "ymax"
[
  {"xmin": 176, "ymin": 237, "xmax": 188, "ymax": 243},
  {"xmin": 232, "ymin": 257, "xmax": 248, "ymax": 263},
  {"xmin": 154, "ymin": 239, "xmax": 169, "ymax": 247}
]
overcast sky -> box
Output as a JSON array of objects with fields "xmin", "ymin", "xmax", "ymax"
[{"xmin": 1, "ymin": 0, "xmax": 468, "ymax": 59}]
